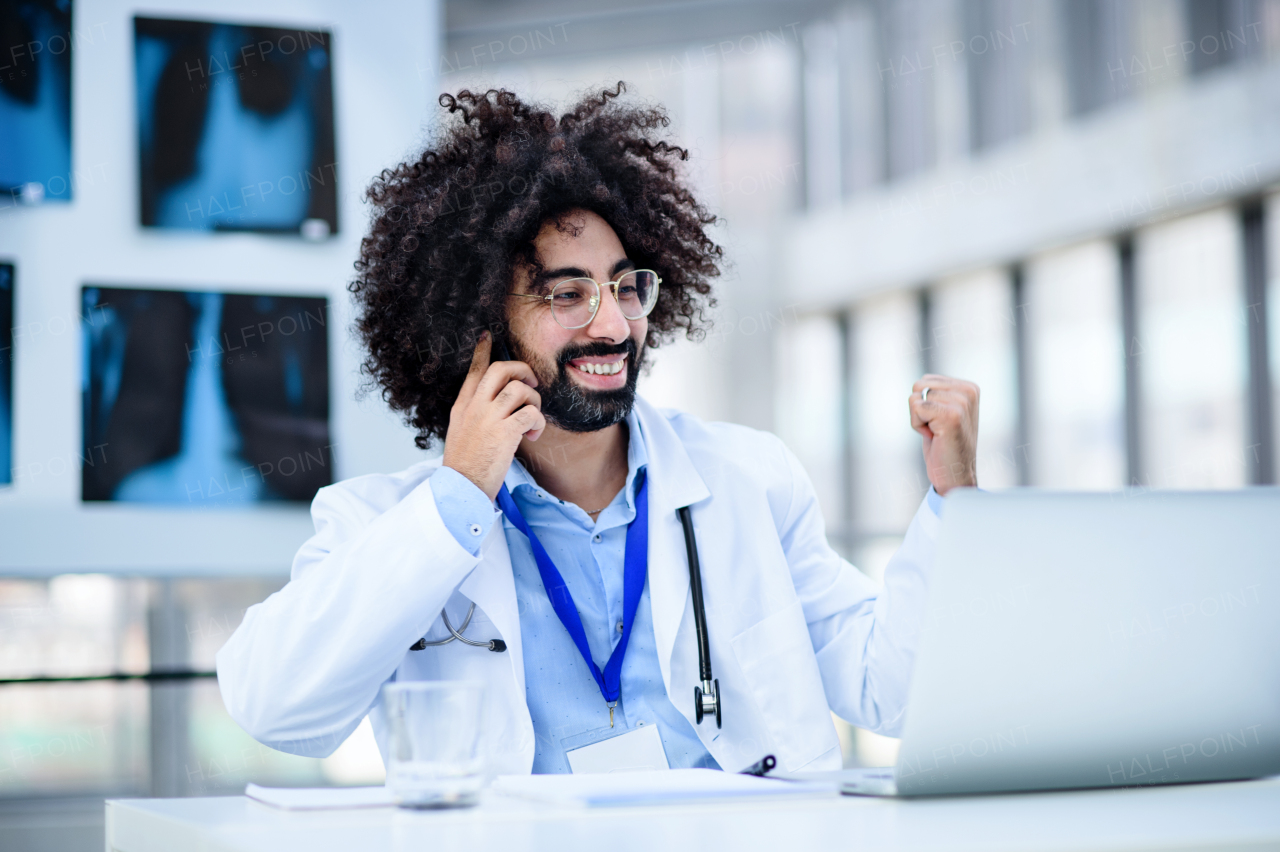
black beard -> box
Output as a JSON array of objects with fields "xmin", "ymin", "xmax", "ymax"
[{"xmin": 511, "ymin": 337, "xmax": 641, "ymax": 433}]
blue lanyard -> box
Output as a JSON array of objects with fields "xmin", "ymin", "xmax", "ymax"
[{"xmin": 496, "ymin": 471, "xmax": 648, "ymax": 707}]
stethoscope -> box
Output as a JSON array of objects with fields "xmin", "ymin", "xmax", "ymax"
[
  {"xmin": 409, "ymin": 603, "xmax": 507, "ymax": 653},
  {"xmin": 409, "ymin": 505, "xmax": 721, "ymax": 729},
  {"xmin": 678, "ymin": 505, "xmax": 721, "ymax": 728}
]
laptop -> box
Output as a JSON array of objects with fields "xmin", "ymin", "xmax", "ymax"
[{"xmin": 832, "ymin": 488, "xmax": 1280, "ymax": 797}]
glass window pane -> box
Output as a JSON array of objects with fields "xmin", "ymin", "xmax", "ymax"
[
  {"xmin": 1136, "ymin": 207, "xmax": 1248, "ymax": 488},
  {"xmin": 1268, "ymin": 192, "xmax": 1280, "ymax": 466},
  {"xmin": 0, "ymin": 682, "xmax": 148, "ymax": 796},
  {"xmin": 0, "ymin": 577, "xmax": 149, "ymax": 795},
  {"xmin": 0, "ymin": 576, "xmax": 385, "ymax": 798},
  {"xmin": 851, "ymin": 291, "xmax": 924, "ymax": 548},
  {"xmin": 186, "ymin": 680, "xmax": 384, "ymax": 795},
  {"xmin": 1023, "ymin": 241, "xmax": 1127, "ymax": 488},
  {"xmin": 0, "ymin": 577, "xmax": 148, "ymax": 679},
  {"xmin": 928, "ymin": 268, "xmax": 1020, "ymax": 488},
  {"xmin": 965, "ymin": 0, "xmax": 1033, "ymax": 152},
  {"xmin": 878, "ymin": 0, "xmax": 937, "ymax": 179},
  {"xmin": 774, "ymin": 314, "xmax": 846, "ymax": 547},
  {"xmin": 178, "ymin": 578, "xmax": 286, "ymax": 671}
]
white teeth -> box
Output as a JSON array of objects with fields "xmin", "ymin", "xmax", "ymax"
[{"xmin": 575, "ymin": 359, "xmax": 624, "ymax": 376}]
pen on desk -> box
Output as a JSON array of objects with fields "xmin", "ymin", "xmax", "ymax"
[{"xmin": 739, "ymin": 754, "xmax": 777, "ymax": 777}]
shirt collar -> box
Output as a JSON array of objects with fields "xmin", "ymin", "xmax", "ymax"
[{"xmin": 504, "ymin": 405, "xmax": 649, "ymax": 511}]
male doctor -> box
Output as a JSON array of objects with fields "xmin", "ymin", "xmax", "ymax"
[{"xmin": 217, "ymin": 84, "xmax": 980, "ymax": 775}]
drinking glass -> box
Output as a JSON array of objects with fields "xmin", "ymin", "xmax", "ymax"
[{"xmin": 381, "ymin": 680, "xmax": 485, "ymax": 808}]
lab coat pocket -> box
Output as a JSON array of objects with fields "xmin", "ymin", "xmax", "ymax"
[{"xmin": 730, "ymin": 599, "xmax": 839, "ymax": 772}]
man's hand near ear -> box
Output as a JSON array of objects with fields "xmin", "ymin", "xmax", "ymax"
[{"xmin": 442, "ymin": 334, "xmax": 545, "ymax": 500}]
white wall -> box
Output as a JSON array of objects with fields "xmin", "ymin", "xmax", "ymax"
[{"xmin": 0, "ymin": 0, "xmax": 441, "ymax": 575}]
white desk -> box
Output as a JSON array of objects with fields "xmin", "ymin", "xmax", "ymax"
[{"xmin": 106, "ymin": 776, "xmax": 1280, "ymax": 852}]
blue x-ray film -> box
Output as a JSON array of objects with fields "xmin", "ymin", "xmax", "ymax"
[
  {"xmin": 0, "ymin": 264, "xmax": 12, "ymax": 484},
  {"xmin": 0, "ymin": 1, "xmax": 73, "ymax": 204},
  {"xmin": 81, "ymin": 286, "xmax": 332, "ymax": 505},
  {"xmin": 134, "ymin": 17, "xmax": 337, "ymax": 235}
]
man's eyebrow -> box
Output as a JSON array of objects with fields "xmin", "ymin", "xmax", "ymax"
[
  {"xmin": 533, "ymin": 266, "xmax": 590, "ymax": 285},
  {"xmin": 531, "ymin": 258, "xmax": 635, "ymax": 286}
]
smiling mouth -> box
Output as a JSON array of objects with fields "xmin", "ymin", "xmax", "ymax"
[{"xmin": 570, "ymin": 356, "xmax": 627, "ymax": 376}]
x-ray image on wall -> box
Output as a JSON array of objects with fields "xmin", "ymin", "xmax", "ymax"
[
  {"xmin": 134, "ymin": 17, "xmax": 337, "ymax": 236},
  {"xmin": 81, "ymin": 286, "xmax": 332, "ymax": 505},
  {"xmin": 1, "ymin": 1, "xmax": 73, "ymax": 204},
  {"xmin": 0, "ymin": 264, "xmax": 12, "ymax": 485}
]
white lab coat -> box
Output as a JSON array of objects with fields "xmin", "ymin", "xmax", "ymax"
[{"xmin": 216, "ymin": 396, "xmax": 940, "ymax": 775}]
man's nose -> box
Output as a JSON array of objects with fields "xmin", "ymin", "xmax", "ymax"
[{"xmin": 586, "ymin": 283, "xmax": 631, "ymax": 341}]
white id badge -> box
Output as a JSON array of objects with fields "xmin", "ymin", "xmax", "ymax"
[{"xmin": 565, "ymin": 724, "xmax": 670, "ymax": 773}]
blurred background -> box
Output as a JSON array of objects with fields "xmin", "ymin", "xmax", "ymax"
[{"xmin": 2, "ymin": 0, "xmax": 1278, "ymax": 848}]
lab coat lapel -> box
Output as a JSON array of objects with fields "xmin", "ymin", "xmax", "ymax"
[
  {"xmin": 635, "ymin": 397, "xmax": 710, "ymax": 692},
  {"xmin": 458, "ymin": 522, "xmax": 525, "ymax": 696}
]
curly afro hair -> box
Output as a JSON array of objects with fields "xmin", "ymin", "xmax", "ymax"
[{"xmin": 351, "ymin": 82, "xmax": 723, "ymax": 449}]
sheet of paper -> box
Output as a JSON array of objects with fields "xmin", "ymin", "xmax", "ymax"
[
  {"xmin": 245, "ymin": 783, "xmax": 396, "ymax": 810},
  {"xmin": 566, "ymin": 724, "xmax": 670, "ymax": 774},
  {"xmin": 491, "ymin": 768, "xmax": 836, "ymax": 808}
]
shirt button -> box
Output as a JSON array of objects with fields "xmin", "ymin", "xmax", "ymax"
[
  {"xmin": 469, "ymin": 524, "xmax": 482, "ymax": 536},
  {"xmin": 636, "ymin": 720, "xmax": 645, "ymax": 727},
  {"xmin": 593, "ymin": 534, "xmax": 602, "ymax": 543},
  {"xmin": 617, "ymin": 620, "xmax": 624, "ymax": 633}
]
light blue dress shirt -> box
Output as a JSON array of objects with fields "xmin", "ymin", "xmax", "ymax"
[
  {"xmin": 926, "ymin": 485, "xmax": 944, "ymax": 516},
  {"xmin": 430, "ymin": 410, "xmax": 719, "ymax": 773}
]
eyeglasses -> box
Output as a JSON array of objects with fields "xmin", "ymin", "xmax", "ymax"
[{"xmin": 509, "ymin": 269, "xmax": 661, "ymax": 330}]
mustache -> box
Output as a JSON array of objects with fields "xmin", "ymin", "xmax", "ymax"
[{"xmin": 555, "ymin": 338, "xmax": 637, "ymax": 369}]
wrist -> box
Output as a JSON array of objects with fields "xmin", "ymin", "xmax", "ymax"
[
  {"xmin": 441, "ymin": 457, "xmax": 500, "ymax": 501},
  {"xmin": 932, "ymin": 477, "xmax": 976, "ymax": 497},
  {"xmin": 927, "ymin": 462, "xmax": 976, "ymax": 496}
]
